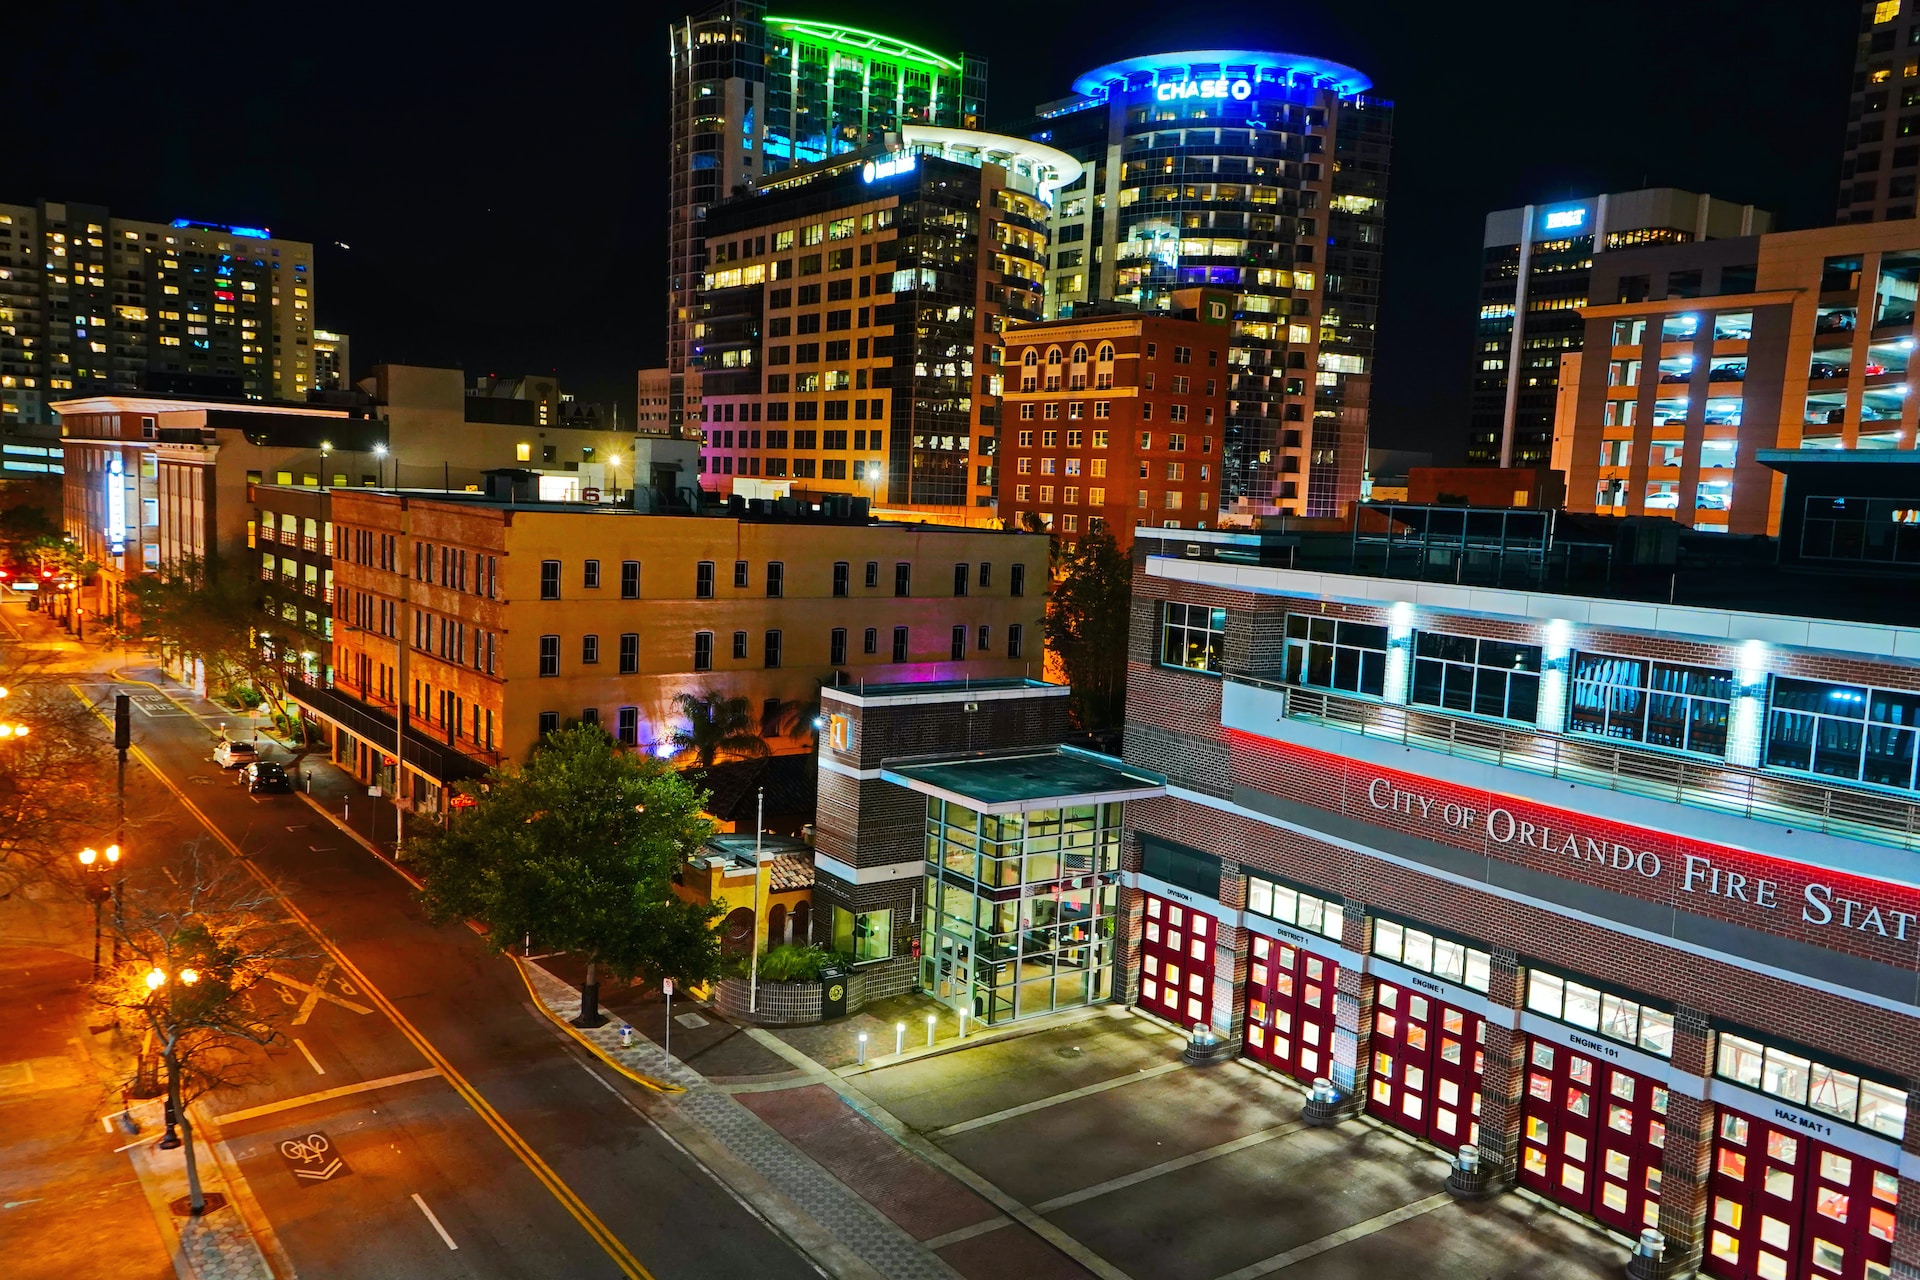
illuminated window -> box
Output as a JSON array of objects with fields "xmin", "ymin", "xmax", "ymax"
[
  {"xmin": 1876, "ymin": 0, "xmax": 1901, "ymax": 23},
  {"xmin": 515, "ymin": 442, "xmax": 531, "ymax": 462}
]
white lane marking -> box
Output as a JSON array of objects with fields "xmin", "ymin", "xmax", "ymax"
[
  {"xmin": 266, "ymin": 971, "xmax": 372, "ymax": 1016},
  {"xmin": 293, "ymin": 1037, "xmax": 326, "ymax": 1075},
  {"xmin": 213, "ymin": 1067, "xmax": 441, "ymax": 1125},
  {"xmin": 293, "ymin": 961, "xmax": 337, "ymax": 1025},
  {"xmin": 412, "ymin": 1193, "xmax": 458, "ymax": 1249}
]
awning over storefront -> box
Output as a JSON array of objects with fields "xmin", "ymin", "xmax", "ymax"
[
  {"xmin": 287, "ymin": 677, "xmax": 492, "ymax": 786},
  {"xmin": 881, "ymin": 746, "xmax": 1165, "ymax": 815}
]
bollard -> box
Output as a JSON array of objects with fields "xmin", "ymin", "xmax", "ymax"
[
  {"xmin": 895, "ymin": 1022, "xmax": 905, "ymax": 1056},
  {"xmin": 1302, "ymin": 1076, "xmax": 1345, "ymax": 1127},
  {"xmin": 1444, "ymin": 1142, "xmax": 1496, "ymax": 1200},
  {"xmin": 958, "ymin": 1007, "xmax": 969, "ymax": 1038},
  {"xmin": 926, "ymin": 1013, "xmax": 936, "ymax": 1048},
  {"xmin": 1183, "ymin": 1021, "xmax": 1227, "ymax": 1065},
  {"xmin": 1625, "ymin": 1228, "xmax": 1670, "ymax": 1280},
  {"xmin": 619, "ymin": 1024, "xmax": 633, "ymax": 1049},
  {"xmin": 856, "ymin": 1031, "xmax": 868, "ymax": 1066}
]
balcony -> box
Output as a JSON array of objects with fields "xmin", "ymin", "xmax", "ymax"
[{"xmin": 1230, "ymin": 676, "xmax": 1920, "ymax": 857}]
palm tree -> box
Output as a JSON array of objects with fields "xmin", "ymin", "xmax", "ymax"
[{"xmin": 668, "ymin": 690, "xmax": 771, "ymax": 769}]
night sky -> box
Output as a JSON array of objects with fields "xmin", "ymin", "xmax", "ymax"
[{"xmin": 19, "ymin": 1, "xmax": 1856, "ymax": 459}]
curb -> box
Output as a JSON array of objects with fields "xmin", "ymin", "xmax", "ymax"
[
  {"xmin": 512, "ymin": 956, "xmax": 686, "ymax": 1095},
  {"xmin": 295, "ymin": 789, "xmax": 422, "ymax": 889}
]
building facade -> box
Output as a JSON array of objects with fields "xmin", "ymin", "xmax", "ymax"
[
  {"xmin": 299, "ymin": 487, "xmax": 1049, "ymax": 813},
  {"xmin": 1, "ymin": 201, "xmax": 322, "ymax": 430},
  {"xmin": 1839, "ymin": 0, "xmax": 1920, "ymax": 224},
  {"xmin": 1021, "ymin": 50, "xmax": 1391, "ymax": 518},
  {"xmin": 1122, "ymin": 524, "xmax": 1920, "ymax": 1280},
  {"xmin": 1470, "ymin": 190, "xmax": 1769, "ymax": 471},
  {"xmin": 694, "ymin": 131, "xmax": 1077, "ymax": 518},
  {"xmin": 666, "ymin": 2, "xmax": 985, "ymax": 433},
  {"xmin": 1562, "ymin": 217, "xmax": 1920, "ymax": 535},
  {"xmin": 996, "ymin": 308, "xmax": 1232, "ymax": 544}
]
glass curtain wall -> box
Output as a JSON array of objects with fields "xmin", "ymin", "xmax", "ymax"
[{"xmin": 922, "ymin": 797, "xmax": 1123, "ymax": 1023}]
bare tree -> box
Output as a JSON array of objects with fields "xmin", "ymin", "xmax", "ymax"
[
  {"xmin": 0, "ymin": 662, "xmax": 115, "ymax": 899},
  {"xmin": 97, "ymin": 844, "xmax": 309, "ymax": 1213}
]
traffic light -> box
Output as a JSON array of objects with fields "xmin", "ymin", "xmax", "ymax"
[{"xmin": 114, "ymin": 694, "xmax": 131, "ymax": 753}]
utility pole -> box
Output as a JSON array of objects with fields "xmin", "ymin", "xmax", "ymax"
[{"xmin": 748, "ymin": 787, "xmax": 766, "ymax": 1014}]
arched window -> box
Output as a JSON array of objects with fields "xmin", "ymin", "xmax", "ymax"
[
  {"xmin": 1047, "ymin": 348, "xmax": 1064, "ymax": 366},
  {"xmin": 1022, "ymin": 348, "xmax": 1039, "ymax": 367},
  {"xmin": 1071, "ymin": 344, "xmax": 1089, "ymax": 365},
  {"xmin": 1096, "ymin": 343, "xmax": 1115, "ymax": 363}
]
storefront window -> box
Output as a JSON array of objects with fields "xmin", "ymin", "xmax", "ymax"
[
  {"xmin": 831, "ymin": 905, "xmax": 892, "ymax": 964},
  {"xmin": 1243, "ymin": 873, "xmax": 1343, "ymax": 940},
  {"xmin": 1568, "ymin": 653, "xmax": 1732, "ymax": 757},
  {"xmin": 1161, "ymin": 601, "xmax": 1226, "ymax": 672},
  {"xmin": 1372, "ymin": 918, "xmax": 1491, "ymax": 992},
  {"xmin": 1411, "ymin": 632, "xmax": 1541, "ymax": 725},
  {"xmin": 1716, "ymin": 1031, "xmax": 1908, "ymax": 1138},
  {"xmin": 1526, "ymin": 971, "xmax": 1673, "ymax": 1057}
]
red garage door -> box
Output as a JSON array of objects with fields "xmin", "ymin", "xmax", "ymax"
[
  {"xmin": 1367, "ymin": 979, "xmax": 1484, "ymax": 1151},
  {"xmin": 1705, "ymin": 1106, "xmax": 1896, "ymax": 1280},
  {"xmin": 1243, "ymin": 933, "xmax": 1338, "ymax": 1085},
  {"xmin": 1519, "ymin": 1037, "xmax": 1668, "ymax": 1236},
  {"xmin": 1137, "ymin": 892, "xmax": 1215, "ymax": 1030}
]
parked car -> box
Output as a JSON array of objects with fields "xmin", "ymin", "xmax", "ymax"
[
  {"xmin": 214, "ymin": 739, "xmax": 259, "ymax": 769},
  {"xmin": 1816, "ymin": 309, "xmax": 1857, "ymax": 334},
  {"xmin": 245, "ymin": 761, "xmax": 291, "ymax": 793}
]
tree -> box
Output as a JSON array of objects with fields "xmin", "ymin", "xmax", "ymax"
[
  {"xmin": 1045, "ymin": 525, "xmax": 1132, "ymax": 731},
  {"xmin": 98, "ymin": 844, "xmax": 307, "ymax": 1214},
  {"xmin": 410, "ymin": 725, "xmax": 724, "ymax": 1027},
  {"xmin": 668, "ymin": 690, "xmax": 771, "ymax": 769},
  {"xmin": 127, "ymin": 555, "xmax": 296, "ymax": 729},
  {"xmin": 0, "ymin": 663, "xmax": 116, "ymax": 898}
]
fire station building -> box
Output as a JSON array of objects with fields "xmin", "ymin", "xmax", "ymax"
[{"xmin": 1121, "ymin": 514, "xmax": 1920, "ymax": 1280}]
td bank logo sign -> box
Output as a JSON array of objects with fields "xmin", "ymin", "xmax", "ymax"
[{"xmin": 1364, "ymin": 777, "xmax": 1917, "ymax": 946}]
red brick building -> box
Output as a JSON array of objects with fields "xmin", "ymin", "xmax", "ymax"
[
  {"xmin": 1121, "ymin": 521, "xmax": 1920, "ymax": 1280},
  {"xmin": 997, "ymin": 310, "xmax": 1231, "ymax": 547}
]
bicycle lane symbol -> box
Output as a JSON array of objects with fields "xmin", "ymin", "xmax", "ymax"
[{"xmin": 278, "ymin": 1131, "xmax": 352, "ymax": 1186}]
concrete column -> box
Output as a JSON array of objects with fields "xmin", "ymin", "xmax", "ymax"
[
  {"xmin": 1329, "ymin": 905, "xmax": 1373, "ymax": 1113},
  {"xmin": 1891, "ymin": 1073, "xmax": 1920, "ymax": 1279},
  {"xmin": 1653, "ymin": 1009, "xmax": 1715, "ymax": 1279},
  {"xmin": 1473, "ymin": 949, "xmax": 1527, "ymax": 1188}
]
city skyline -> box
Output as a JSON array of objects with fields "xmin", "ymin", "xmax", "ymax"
[{"xmin": 13, "ymin": 0, "xmax": 1856, "ymax": 458}]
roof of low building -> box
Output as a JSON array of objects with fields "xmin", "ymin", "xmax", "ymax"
[{"xmin": 882, "ymin": 746, "xmax": 1165, "ymax": 814}]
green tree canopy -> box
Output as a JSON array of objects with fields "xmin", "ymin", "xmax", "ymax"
[
  {"xmin": 410, "ymin": 726, "xmax": 725, "ymax": 1005},
  {"xmin": 668, "ymin": 689, "xmax": 771, "ymax": 769},
  {"xmin": 1045, "ymin": 526, "xmax": 1132, "ymax": 731}
]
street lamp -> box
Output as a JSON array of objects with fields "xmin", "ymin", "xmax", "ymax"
[
  {"xmin": 77, "ymin": 844, "xmax": 120, "ymax": 976},
  {"xmin": 373, "ymin": 442, "xmax": 389, "ymax": 488},
  {"xmin": 146, "ymin": 965, "xmax": 200, "ymax": 1154}
]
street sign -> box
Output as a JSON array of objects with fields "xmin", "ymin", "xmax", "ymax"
[
  {"xmin": 279, "ymin": 1132, "xmax": 350, "ymax": 1185},
  {"xmin": 661, "ymin": 978, "xmax": 674, "ymax": 996}
]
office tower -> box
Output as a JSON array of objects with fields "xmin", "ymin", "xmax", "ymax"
[
  {"xmin": 695, "ymin": 128, "xmax": 1075, "ymax": 517},
  {"xmin": 666, "ymin": 3, "xmax": 985, "ymax": 434},
  {"xmin": 1839, "ymin": 0, "xmax": 1920, "ymax": 223},
  {"xmin": 0, "ymin": 199, "xmax": 321, "ymax": 429},
  {"xmin": 1020, "ymin": 50, "xmax": 1390, "ymax": 517},
  {"xmin": 312, "ymin": 329, "xmax": 350, "ymax": 391},
  {"xmin": 1469, "ymin": 189, "xmax": 1767, "ymax": 469}
]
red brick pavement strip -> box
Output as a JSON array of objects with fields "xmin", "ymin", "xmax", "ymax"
[
  {"xmin": 936, "ymin": 1222, "xmax": 1101, "ymax": 1280},
  {"xmin": 737, "ymin": 1084, "xmax": 1002, "ymax": 1242}
]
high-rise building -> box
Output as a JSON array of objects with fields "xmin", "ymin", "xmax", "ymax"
[
  {"xmin": 666, "ymin": 3, "xmax": 985, "ymax": 434},
  {"xmin": 313, "ymin": 329, "xmax": 350, "ymax": 391},
  {"xmin": 1838, "ymin": 0, "xmax": 1920, "ymax": 224},
  {"xmin": 1020, "ymin": 50, "xmax": 1391, "ymax": 517},
  {"xmin": 694, "ymin": 129, "xmax": 1076, "ymax": 517},
  {"xmin": 1469, "ymin": 189, "xmax": 1768, "ymax": 470},
  {"xmin": 0, "ymin": 200, "xmax": 322, "ymax": 429}
]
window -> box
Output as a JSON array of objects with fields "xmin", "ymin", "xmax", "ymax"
[
  {"xmin": 1371, "ymin": 918, "xmax": 1492, "ymax": 993},
  {"xmin": 833, "ymin": 561, "xmax": 849, "ymax": 597},
  {"xmin": 1568, "ymin": 654, "xmax": 1732, "ymax": 756},
  {"xmin": 733, "ymin": 560, "xmax": 749, "ymax": 589},
  {"xmin": 583, "ymin": 559, "xmax": 601, "ymax": 589},
  {"xmin": 865, "ymin": 560, "xmax": 879, "ymax": 588},
  {"xmin": 950, "ymin": 625, "xmax": 967, "ymax": 661},
  {"xmin": 1010, "ymin": 564, "xmax": 1026, "ymax": 597},
  {"xmin": 540, "ymin": 560, "xmax": 560, "ymax": 599},
  {"xmin": 766, "ymin": 561, "xmax": 784, "ymax": 598},
  {"xmin": 830, "ymin": 627, "xmax": 847, "ymax": 665},
  {"xmin": 1243, "ymin": 874, "xmax": 1344, "ymax": 940},
  {"xmin": 1526, "ymin": 970, "xmax": 1673, "ymax": 1058},
  {"xmin": 977, "ymin": 624, "xmax": 991, "ymax": 652},
  {"xmin": 1284, "ymin": 615, "xmax": 1388, "ymax": 697},
  {"xmin": 733, "ymin": 631, "xmax": 749, "ymax": 660},
  {"xmin": 953, "ymin": 563, "xmax": 969, "ymax": 596},
  {"xmin": 1009, "ymin": 624, "xmax": 1024, "ymax": 659},
  {"xmin": 538, "ymin": 711, "xmax": 559, "ymax": 736},
  {"xmin": 582, "ymin": 635, "xmax": 600, "ymax": 664},
  {"xmin": 621, "ymin": 560, "xmax": 640, "ymax": 599},
  {"xmin": 892, "ymin": 626, "xmax": 909, "ymax": 662},
  {"xmin": 864, "ymin": 626, "xmax": 878, "ymax": 654},
  {"xmin": 694, "ymin": 631, "xmax": 713, "ymax": 671},
  {"xmin": 764, "ymin": 630, "xmax": 782, "ymax": 668},
  {"xmin": 617, "ymin": 706, "xmax": 639, "ymax": 746},
  {"xmin": 1717, "ymin": 1031, "xmax": 1906, "ymax": 1138},
  {"xmin": 1412, "ymin": 633, "xmax": 1542, "ymax": 723},
  {"xmin": 619, "ymin": 633, "xmax": 639, "ymax": 674},
  {"xmin": 538, "ymin": 635, "xmax": 560, "ymax": 677},
  {"xmin": 1766, "ymin": 677, "xmax": 1920, "ymax": 792},
  {"xmin": 1160, "ymin": 602, "xmax": 1226, "ymax": 672},
  {"xmin": 831, "ymin": 904, "xmax": 892, "ymax": 963},
  {"xmin": 894, "ymin": 562, "xmax": 911, "ymax": 597},
  {"xmin": 696, "ymin": 561, "xmax": 715, "ymax": 598}
]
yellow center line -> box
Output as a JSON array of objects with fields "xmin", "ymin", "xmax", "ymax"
[{"xmin": 72, "ymin": 686, "xmax": 657, "ymax": 1280}]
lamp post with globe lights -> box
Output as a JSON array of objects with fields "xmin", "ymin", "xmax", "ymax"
[{"xmin": 77, "ymin": 844, "xmax": 121, "ymax": 975}]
